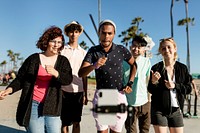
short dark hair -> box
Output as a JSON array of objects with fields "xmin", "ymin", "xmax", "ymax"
[
  {"xmin": 64, "ymin": 24, "xmax": 82, "ymax": 35},
  {"xmin": 36, "ymin": 26, "xmax": 65, "ymax": 51},
  {"xmin": 132, "ymin": 35, "xmax": 147, "ymax": 47}
]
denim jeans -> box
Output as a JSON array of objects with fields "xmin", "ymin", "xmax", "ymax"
[{"xmin": 26, "ymin": 100, "xmax": 61, "ymax": 133}]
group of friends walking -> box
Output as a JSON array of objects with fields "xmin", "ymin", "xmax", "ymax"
[{"xmin": 0, "ymin": 19, "xmax": 197, "ymax": 133}]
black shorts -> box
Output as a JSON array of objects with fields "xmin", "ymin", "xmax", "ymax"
[
  {"xmin": 61, "ymin": 91, "xmax": 84, "ymax": 126},
  {"xmin": 151, "ymin": 107, "xmax": 184, "ymax": 127}
]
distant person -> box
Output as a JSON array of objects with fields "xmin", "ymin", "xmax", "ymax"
[
  {"xmin": 60, "ymin": 21, "xmax": 88, "ymax": 133},
  {"xmin": 8, "ymin": 70, "xmax": 16, "ymax": 82},
  {"xmin": 181, "ymin": 74, "xmax": 199, "ymax": 117},
  {"xmin": 148, "ymin": 37, "xmax": 192, "ymax": 133},
  {"xmin": 123, "ymin": 35, "xmax": 152, "ymax": 133},
  {"xmin": 10, "ymin": 71, "xmax": 16, "ymax": 79},
  {"xmin": 191, "ymin": 77, "xmax": 199, "ymax": 117},
  {"xmin": 78, "ymin": 19, "xmax": 137, "ymax": 133},
  {"xmin": 0, "ymin": 26, "xmax": 73, "ymax": 133},
  {"xmin": 0, "ymin": 74, "xmax": 2, "ymax": 81},
  {"xmin": 0, "ymin": 74, "xmax": 2, "ymax": 84},
  {"xmin": 2, "ymin": 73, "xmax": 9, "ymax": 84}
]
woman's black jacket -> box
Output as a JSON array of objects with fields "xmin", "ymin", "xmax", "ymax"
[
  {"xmin": 148, "ymin": 61, "xmax": 192, "ymax": 115},
  {"xmin": 6, "ymin": 53, "xmax": 73, "ymax": 127}
]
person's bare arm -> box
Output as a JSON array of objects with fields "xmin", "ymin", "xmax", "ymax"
[
  {"xmin": 192, "ymin": 80, "xmax": 198, "ymax": 96},
  {"xmin": 0, "ymin": 87, "xmax": 13, "ymax": 100},
  {"xmin": 123, "ymin": 56, "xmax": 137, "ymax": 93},
  {"xmin": 82, "ymin": 76, "xmax": 88, "ymax": 105},
  {"xmin": 128, "ymin": 56, "xmax": 137, "ymax": 82},
  {"xmin": 78, "ymin": 57, "xmax": 107, "ymax": 77},
  {"xmin": 78, "ymin": 61, "xmax": 96, "ymax": 77}
]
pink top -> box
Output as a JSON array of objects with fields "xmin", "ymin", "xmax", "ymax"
[{"xmin": 33, "ymin": 65, "xmax": 52, "ymax": 103}]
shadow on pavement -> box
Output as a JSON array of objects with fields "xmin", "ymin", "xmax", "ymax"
[{"xmin": 0, "ymin": 125, "xmax": 26, "ymax": 133}]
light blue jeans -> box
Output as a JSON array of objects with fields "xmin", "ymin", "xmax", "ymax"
[{"xmin": 26, "ymin": 100, "xmax": 61, "ymax": 133}]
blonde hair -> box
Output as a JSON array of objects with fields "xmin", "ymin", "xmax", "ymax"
[{"xmin": 158, "ymin": 37, "xmax": 178, "ymax": 61}]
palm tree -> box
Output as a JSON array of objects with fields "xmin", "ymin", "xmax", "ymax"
[
  {"xmin": 118, "ymin": 30, "xmax": 129, "ymax": 47},
  {"xmin": 13, "ymin": 53, "xmax": 20, "ymax": 71},
  {"xmin": 118, "ymin": 17, "xmax": 145, "ymax": 47},
  {"xmin": 1, "ymin": 60, "xmax": 7, "ymax": 73},
  {"xmin": 184, "ymin": 0, "xmax": 190, "ymax": 73},
  {"xmin": 170, "ymin": 0, "xmax": 183, "ymax": 37},
  {"xmin": 7, "ymin": 49, "xmax": 14, "ymax": 70},
  {"xmin": 6, "ymin": 50, "xmax": 23, "ymax": 71},
  {"xmin": 177, "ymin": 0, "xmax": 194, "ymax": 73},
  {"xmin": 18, "ymin": 57, "xmax": 24, "ymax": 66},
  {"xmin": 79, "ymin": 41, "xmax": 89, "ymax": 50},
  {"xmin": 170, "ymin": 0, "xmax": 174, "ymax": 37}
]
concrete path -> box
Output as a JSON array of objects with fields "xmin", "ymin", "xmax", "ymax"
[{"xmin": 0, "ymin": 86, "xmax": 200, "ymax": 133}]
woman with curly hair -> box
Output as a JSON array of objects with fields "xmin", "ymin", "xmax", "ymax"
[{"xmin": 0, "ymin": 26, "xmax": 73, "ymax": 133}]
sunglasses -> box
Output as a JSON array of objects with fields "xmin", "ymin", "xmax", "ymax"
[{"xmin": 49, "ymin": 40, "xmax": 64, "ymax": 45}]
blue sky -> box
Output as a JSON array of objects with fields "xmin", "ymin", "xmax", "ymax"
[{"xmin": 0, "ymin": 0, "xmax": 199, "ymax": 74}]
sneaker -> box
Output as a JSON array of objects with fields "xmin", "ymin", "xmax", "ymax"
[{"xmin": 183, "ymin": 113, "xmax": 191, "ymax": 118}]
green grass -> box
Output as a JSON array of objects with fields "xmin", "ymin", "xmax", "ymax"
[
  {"xmin": 88, "ymin": 78, "xmax": 96, "ymax": 85},
  {"xmin": 0, "ymin": 83, "xmax": 8, "ymax": 86}
]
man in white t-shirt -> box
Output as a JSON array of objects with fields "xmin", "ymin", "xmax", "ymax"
[
  {"xmin": 61, "ymin": 21, "xmax": 88, "ymax": 133},
  {"xmin": 123, "ymin": 35, "xmax": 152, "ymax": 133}
]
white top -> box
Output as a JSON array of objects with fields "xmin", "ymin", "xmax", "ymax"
[
  {"xmin": 167, "ymin": 71, "xmax": 179, "ymax": 107},
  {"xmin": 61, "ymin": 44, "xmax": 87, "ymax": 92}
]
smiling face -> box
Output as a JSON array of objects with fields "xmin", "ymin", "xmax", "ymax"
[
  {"xmin": 159, "ymin": 40, "xmax": 177, "ymax": 60},
  {"xmin": 68, "ymin": 30, "xmax": 81, "ymax": 43},
  {"xmin": 99, "ymin": 24, "xmax": 115, "ymax": 50},
  {"xmin": 130, "ymin": 41, "xmax": 146, "ymax": 58},
  {"xmin": 47, "ymin": 36, "xmax": 63, "ymax": 55}
]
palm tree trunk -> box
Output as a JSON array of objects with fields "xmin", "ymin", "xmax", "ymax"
[
  {"xmin": 184, "ymin": 0, "xmax": 190, "ymax": 72},
  {"xmin": 170, "ymin": 0, "xmax": 174, "ymax": 37}
]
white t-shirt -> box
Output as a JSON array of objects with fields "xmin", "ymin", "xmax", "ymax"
[{"xmin": 61, "ymin": 44, "xmax": 86, "ymax": 92}]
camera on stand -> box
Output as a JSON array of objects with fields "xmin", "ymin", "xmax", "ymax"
[
  {"xmin": 92, "ymin": 103, "xmax": 127, "ymax": 113},
  {"xmin": 91, "ymin": 89, "xmax": 133, "ymax": 133}
]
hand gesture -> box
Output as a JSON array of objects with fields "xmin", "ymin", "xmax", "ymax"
[
  {"xmin": 94, "ymin": 56, "xmax": 107, "ymax": 69},
  {"xmin": 0, "ymin": 88, "xmax": 13, "ymax": 100},
  {"xmin": 123, "ymin": 86, "xmax": 132, "ymax": 94},
  {"xmin": 45, "ymin": 65, "xmax": 59, "ymax": 77},
  {"xmin": 151, "ymin": 70, "xmax": 161, "ymax": 84},
  {"xmin": 164, "ymin": 80, "xmax": 175, "ymax": 90},
  {"xmin": 83, "ymin": 95, "xmax": 88, "ymax": 105}
]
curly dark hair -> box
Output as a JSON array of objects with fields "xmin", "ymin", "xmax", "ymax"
[{"xmin": 36, "ymin": 26, "xmax": 65, "ymax": 51}]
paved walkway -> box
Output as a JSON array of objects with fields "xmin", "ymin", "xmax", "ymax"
[{"xmin": 0, "ymin": 85, "xmax": 200, "ymax": 133}]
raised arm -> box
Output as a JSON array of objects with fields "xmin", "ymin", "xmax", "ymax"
[
  {"xmin": 78, "ymin": 61, "xmax": 95, "ymax": 77},
  {"xmin": 123, "ymin": 56, "xmax": 137, "ymax": 93},
  {"xmin": 127, "ymin": 56, "xmax": 137, "ymax": 82},
  {"xmin": 78, "ymin": 56, "xmax": 107, "ymax": 77}
]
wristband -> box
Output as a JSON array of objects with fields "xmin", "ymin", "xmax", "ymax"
[{"xmin": 127, "ymin": 81, "xmax": 134, "ymax": 87}]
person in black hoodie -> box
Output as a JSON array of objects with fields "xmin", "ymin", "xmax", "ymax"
[{"xmin": 148, "ymin": 37, "xmax": 191, "ymax": 133}]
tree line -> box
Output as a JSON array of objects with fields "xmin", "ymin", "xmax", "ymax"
[{"xmin": 0, "ymin": 50, "xmax": 24, "ymax": 73}]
